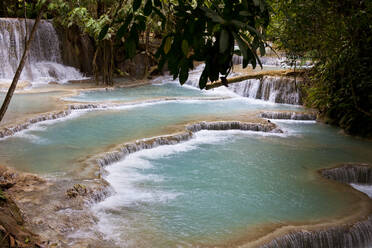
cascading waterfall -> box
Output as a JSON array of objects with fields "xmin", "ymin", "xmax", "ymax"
[
  {"xmin": 229, "ymin": 76, "xmax": 302, "ymax": 104},
  {"xmin": 232, "ymin": 55, "xmax": 285, "ymax": 67},
  {"xmin": 262, "ymin": 163, "xmax": 372, "ymax": 248},
  {"xmin": 0, "ymin": 18, "xmax": 84, "ymax": 86},
  {"xmin": 260, "ymin": 111, "xmax": 317, "ymax": 120},
  {"xmin": 261, "ymin": 218, "xmax": 372, "ymax": 248},
  {"xmin": 96, "ymin": 121, "xmax": 280, "ymax": 167},
  {"xmin": 321, "ymin": 164, "xmax": 372, "ymax": 184}
]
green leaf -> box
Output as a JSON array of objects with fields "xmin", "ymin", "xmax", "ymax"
[
  {"xmin": 133, "ymin": 0, "xmax": 142, "ymax": 11},
  {"xmin": 200, "ymin": 7, "xmax": 226, "ymax": 24},
  {"xmin": 125, "ymin": 37, "xmax": 137, "ymax": 58},
  {"xmin": 154, "ymin": 0, "xmax": 161, "ymax": 7},
  {"xmin": 116, "ymin": 24, "xmax": 127, "ymax": 41},
  {"xmin": 219, "ymin": 29, "xmax": 229, "ymax": 53},
  {"xmin": 182, "ymin": 40, "xmax": 189, "ymax": 57},
  {"xmin": 135, "ymin": 14, "xmax": 147, "ymax": 31},
  {"xmin": 164, "ymin": 36, "xmax": 173, "ymax": 54},
  {"xmin": 259, "ymin": 43, "xmax": 266, "ymax": 56},
  {"xmin": 144, "ymin": 0, "xmax": 153, "ymax": 16},
  {"xmin": 98, "ymin": 24, "xmax": 109, "ymax": 41},
  {"xmin": 239, "ymin": 11, "xmax": 250, "ymax": 16},
  {"xmin": 152, "ymin": 7, "xmax": 165, "ymax": 22},
  {"xmin": 179, "ymin": 59, "xmax": 189, "ymax": 85},
  {"xmin": 199, "ymin": 66, "xmax": 208, "ymax": 89},
  {"xmin": 116, "ymin": 13, "xmax": 133, "ymax": 41}
]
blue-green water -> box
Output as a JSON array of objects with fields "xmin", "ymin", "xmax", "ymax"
[
  {"xmin": 93, "ymin": 122, "xmax": 372, "ymax": 247},
  {"xmin": 65, "ymin": 83, "xmax": 217, "ymax": 103},
  {"xmin": 0, "ymin": 98, "xmax": 299, "ymax": 173},
  {"xmin": 0, "ymin": 91, "xmax": 63, "ymax": 123},
  {"xmin": 0, "ymin": 83, "xmax": 372, "ymax": 247}
]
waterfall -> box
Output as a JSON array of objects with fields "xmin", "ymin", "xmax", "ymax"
[
  {"xmin": 0, "ymin": 18, "xmax": 84, "ymax": 86},
  {"xmin": 261, "ymin": 163, "xmax": 372, "ymax": 248},
  {"xmin": 261, "ymin": 218, "xmax": 372, "ymax": 248},
  {"xmin": 321, "ymin": 164, "xmax": 372, "ymax": 184},
  {"xmin": 232, "ymin": 55, "xmax": 285, "ymax": 67},
  {"xmin": 228, "ymin": 76, "xmax": 302, "ymax": 104}
]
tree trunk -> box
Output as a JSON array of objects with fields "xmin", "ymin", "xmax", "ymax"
[
  {"xmin": 97, "ymin": 0, "xmax": 105, "ymax": 17},
  {"xmin": 109, "ymin": 40, "xmax": 114, "ymax": 86},
  {"xmin": 0, "ymin": 8, "xmax": 44, "ymax": 123},
  {"xmin": 92, "ymin": 46, "xmax": 100, "ymax": 85}
]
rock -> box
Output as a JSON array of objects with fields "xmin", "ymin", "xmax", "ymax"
[
  {"xmin": 55, "ymin": 24, "xmax": 95, "ymax": 75},
  {"xmin": 66, "ymin": 184, "xmax": 87, "ymax": 198}
]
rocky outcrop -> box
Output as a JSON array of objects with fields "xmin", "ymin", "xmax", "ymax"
[
  {"xmin": 186, "ymin": 121, "xmax": 281, "ymax": 133},
  {"xmin": 321, "ymin": 164, "xmax": 372, "ymax": 184},
  {"xmin": 0, "ymin": 165, "xmax": 45, "ymax": 248},
  {"xmin": 261, "ymin": 218, "xmax": 372, "ymax": 248},
  {"xmin": 260, "ymin": 111, "xmax": 317, "ymax": 120},
  {"xmin": 0, "ymin": 110, "xmax": 70, "ymax": 138},
  {"xmin": 117, "ymin": 52, "xmax": 151, "ymax": 79},
  {"xmin": 55, "ymin": 24, "xmax": 95, "ymax": 76}
]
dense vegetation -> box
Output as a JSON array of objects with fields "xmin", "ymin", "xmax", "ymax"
[
  {"xmin": 268, "ymin": 0, "xmax": 372, "ymax": 137},
  {"xmin": 1, "ymin": 0, "xmax": 371, "ymax": 136}
]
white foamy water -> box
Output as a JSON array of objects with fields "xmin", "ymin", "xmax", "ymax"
[
  {"xmin": 153, "ymin": 63, "xmax": 302, "ymax": 104},
  {"xmin": 0, "ymin": 18, "xmax": 85, "ymax": 87},
  {"xmin": 351, "ymin": 184, "xmax": 372, "ymax": 198}
]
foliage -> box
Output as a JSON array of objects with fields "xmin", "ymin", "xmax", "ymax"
[
  {"xmin": 268, "ymin": 0, "xmax": 372, "ymax": 137},
  {"xmin": 1, "ymin": 0, "xmax": 270, "ymax": 88},
  {"xmin": 0, "ymin": 0, "xmax": 39, "ymax": 18},
  {"xmin": 154, "ymin": 0, "xmax": 270, "ymax": 89}
]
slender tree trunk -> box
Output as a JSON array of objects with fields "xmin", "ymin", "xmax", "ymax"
[
  {"xmin": 110, "ymin": 40, "xmax": 114, "ymax": 86},
  {"xmin": 97, "ymin": 0, "xmax": 105, "ymax": 17},
  {"xmin": 0, "ymin": 7, "xmax": 44, "ymax": 123},
  {"xmin": 143, "ymin": 27, "xmax": 151, "ymax": 79},
  {"xmin": 93, "ymin": 46, "xmax": 100, "ymax": 85}
]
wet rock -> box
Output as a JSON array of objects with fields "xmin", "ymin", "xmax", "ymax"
[
  {"xmin": 66, "ymin": 184, "xmax": 87, "ymax": 198},
  {"xmin": 0, "ymin": 191, "xmax": 42, "ymax": 247},
  {"xmin": 55, "ymin": 24, "xmax": 94, "ymax": 75},
  {"xmin": 260, "ymin": 111, "xmax": 317, "ymax": 120},
  {"xmin": 321, "ymin": 163, "xmax": 372, "ymax": 184}
]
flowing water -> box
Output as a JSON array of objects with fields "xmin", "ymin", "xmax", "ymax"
[{"xmin": 0, "ymin": 18, "xmax": 85, "ymax": 86}]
